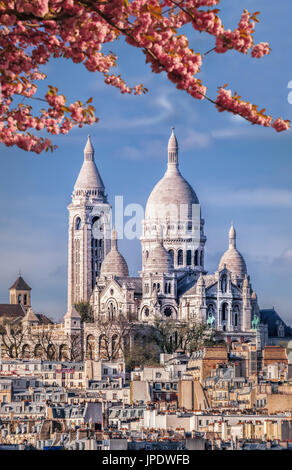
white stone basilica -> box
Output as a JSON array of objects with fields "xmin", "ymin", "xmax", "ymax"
[{"xmin": 65, "ymin": 129, "xmax": 262, "ymax": 349}]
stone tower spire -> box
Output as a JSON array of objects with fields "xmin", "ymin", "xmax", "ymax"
[
  {"xmin": 67, "ymin": 135, "xmax": 111, "ymax": 311},
  {"xmin": 73, "ymin": 135, "xmax": 106, "ymax": 200},
  {"xmin": 167, "ymin": 127, "xmax": 179, "ymax": 168},
  {"xmin": 84, "ymin": 134, "xmax": 94, "ymax": 160},
  {"xmin": 111, "ymin": 226, "xmax": 118, "ymax": 250},
  {"xmin": 229, "ymin": 223, "xmax": 236, "ymax": 249}
]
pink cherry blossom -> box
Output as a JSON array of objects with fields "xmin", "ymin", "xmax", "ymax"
[{"xmin": 0, "ymin": 1, "xmax": 289, "ymax": 153}]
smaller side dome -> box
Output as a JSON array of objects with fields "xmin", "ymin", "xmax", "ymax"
[
  {"xmin": 100, "ymin": 228, "xmax": 129, "ymax": 278},
  {"xmin": 218, "ymin": 224, "xmax": 247, "ymax": 278},
  {"xmin": 144, "ymin": 234, "xmax": 174, "ymax": 274}
]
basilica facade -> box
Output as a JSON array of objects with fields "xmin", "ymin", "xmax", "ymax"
[
  {"xmin": 64, "ymin": 129, "xmax": 265, "ymax": 356},
  {"xmin": 4, "ymin": 129, "xmax": 287, "ymax": 361}
]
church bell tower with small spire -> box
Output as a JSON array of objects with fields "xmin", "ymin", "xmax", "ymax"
[{"xmin": 67, "ymin": 136, "xmax": 111, "ymax": 310}]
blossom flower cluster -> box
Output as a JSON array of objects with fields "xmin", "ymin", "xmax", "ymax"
[{"xmin": 0, "ymin": 0, "xmax": 289, "ymax": 153}]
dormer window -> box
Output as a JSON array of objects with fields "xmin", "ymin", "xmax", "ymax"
[
  {"xmin": 278, "ymin": 323, "xmax": 285, "ymax": 337},
  {"xmin": 220, "ymin": 274, "xmax": 227, "ymax": 293}
]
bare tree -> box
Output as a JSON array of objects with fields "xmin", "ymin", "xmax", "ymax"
[
  {"xmin": 31, "ymin": 327, "xmax": 57, "ymax": 360},
  {"xmin": 69, "ymin": 333, "xmax": 82, "ymax": 362},
  {"xmin": 98, "ymin": 314, "xmax": 136, "ymax": 361},
  {"xmin": 0, "ymin": 317, "xmax": 27, "ymax": 359}
]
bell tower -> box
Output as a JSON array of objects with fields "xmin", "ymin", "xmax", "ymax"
[
  {"xmin": 67, "ymin": 136, "xmax": 111, "ymax": 310},
  {"xmin": 9, "ymin": 275, "xmax": 31, "ymax": 311}
]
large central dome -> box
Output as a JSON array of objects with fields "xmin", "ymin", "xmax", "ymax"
[{"xmin": 145, "ymin": 129, "xmax": 199, "ymax": 221}]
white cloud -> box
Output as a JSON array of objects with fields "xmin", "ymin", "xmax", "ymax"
[
  {"xmin": 202, "ymin": 187, "xmax": 292, "ymax": 208},
  {"xmin": 118, "ymin": 139, "xmax": 165, "ymax": 161},
  {"xmin": 181, "ymin": 130, "xmax": 212, "ymax": 149},
  {"xmin": 272, "ymin": 249, "xmax": 292, "ymax": 270}
]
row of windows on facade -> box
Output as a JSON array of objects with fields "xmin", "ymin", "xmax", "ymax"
[
  {"xmin": 1, "ymin": 344, "xmax": 75, "ymax": 360},
  {"xmin": 75, "ymin": 215, "xmax": 105, "ymax": 231},
  {"xmin": 144, "ymin": 282, "xmax": 172, "ymax": 295},
  {"xmin": 142, "ymin": 269, "xmax": 231, "ymax": 307},
  {"xmin": 18, "ymin": 294, "xmax": 28, "ymax": 305},
  {"xmin": 207, "ymin": 303, "xmax": 240, "ymax": 326},
  {"xmin": 145, "ymin": 220, "xmax": 199, "ymax": 232},
  {"xmin": 86, "ymin": 336, "xmax": 122, "ymax": 360},
  {"xmin": 145, "ymin": 249, "xmax": 204, "ymax": 267},
  {"xmin": 143, "ymin": 306, "xmax": 173, "ymax": 317},
  {"xmin": 74, "ymin": 189, "xmax": 104, "ymax": 197}
]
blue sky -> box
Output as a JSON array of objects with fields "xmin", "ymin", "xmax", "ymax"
[{"xmin": 0, "ymin": 0, "xmax": 292, "ymax": 324}]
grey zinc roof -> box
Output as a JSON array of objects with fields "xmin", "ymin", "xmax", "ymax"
[{"xmin": 260, "ymin": 308, "xmax": 292, "ymax": 337}]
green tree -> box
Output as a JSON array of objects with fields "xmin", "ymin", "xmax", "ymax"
[
  {"xmin": 75, "ymin": 302, "xmax": 94, "ymax": 323},
  {"xmin": 124, "ymin": 329, "xmax": 161, "ymax": 370},
  {"xmin": 152, "ymin": 317, "xmax": 213, "ymax": 355}
]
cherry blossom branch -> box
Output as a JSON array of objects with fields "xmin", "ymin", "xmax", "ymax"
[{"xmin": 0, "ymin": 0, "xmax": 290, "ymax": 154}]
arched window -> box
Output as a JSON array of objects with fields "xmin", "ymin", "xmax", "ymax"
[
  {"xmin": 34, "ymin": 344, "xmax": 42, "ymax": 359},
  {"xmin": 221, "ymin": 303, "xmax": 228, "ymax": 322},
  {"xmin": 144, "ymin": 307, "xmax": 150, "ymax": 317},
  {"xmin": 221, "ymin": 274, "xmax": 227, "ymax": 293},
  {"xmin": 99, "ymin": 335, "xmax": 108, "ymax": 360},
  {"xmin": 177, "ymin": 249, "xmax": 183, "ymax": 266},
  {"xmin": 207, "ymin": 304, "xmax": 215, "ymax": 315},
  {"xmin": 75, "ymin": 217, "xmax": 81, "ymax": 230},
  {"xmin": 18, "ymin": 294, "xmax": 21, "ymax": 304},
  {"xmin": 200, "ymin": 251, "xmax": 204, "ymax": 266},
  {"xmin": 47, "ymin": 344, "xmax": 56, "ymax": 361},
  {"xmin": 145, "ymin": 250, "xmax": 149, "ymax": 260},
  {"xmin": 186, "ymin": 250, "xmax": 192, "ymax": 266},
  {"xmin": 164, "ymin": 282, "xmax": 171, "ymax": 294},
  {"xmin": 59, "ymin": 344, "xmax": 69, "ymax": 361},
  {"xmin": 194, "ymin": 250, "xmax": 198, "ymax": 266},
  {"xmin": 22, "ymin": 344, "xmax": 30, "ymax": 359},
  {"xmin": 233, "ymin": 305, "xmax": 240, "ymax": 327},
  {"xmin": 107, "ymin": 302, "xmax": 116, "ymax": 320},
  {"xmin": 278, "ymin": 323, "xmax": 285, "ymax": 337},
  {"xmin": 156, "ymin": 283, "xmax": 160, "ymax": 293},
  {"xmin": 23, "ymin": 294, "xmax": 27, "ymax": 305},
  {"xmin": 92, "ymin": 216, "xmax": 101, "ymax": 238},
  {"xmin": 86, "ymin": 335, "xmax": 95, "ymax": 360},
  {"xmin": 168, "ymin": 249, "xmax": 174, "ymax": 264}
]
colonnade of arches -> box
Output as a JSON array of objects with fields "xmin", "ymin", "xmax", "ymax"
[
  {"xmin": 167, "ymin": 248, "xmax": 204, "ymax": 267},
  {"xmin": 86, "ymin": 333, "xmax": 126, "ymax": 361},
  {"xmin": 207, "ymin": 302, "xmax": 241, "ymax": 330}
]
